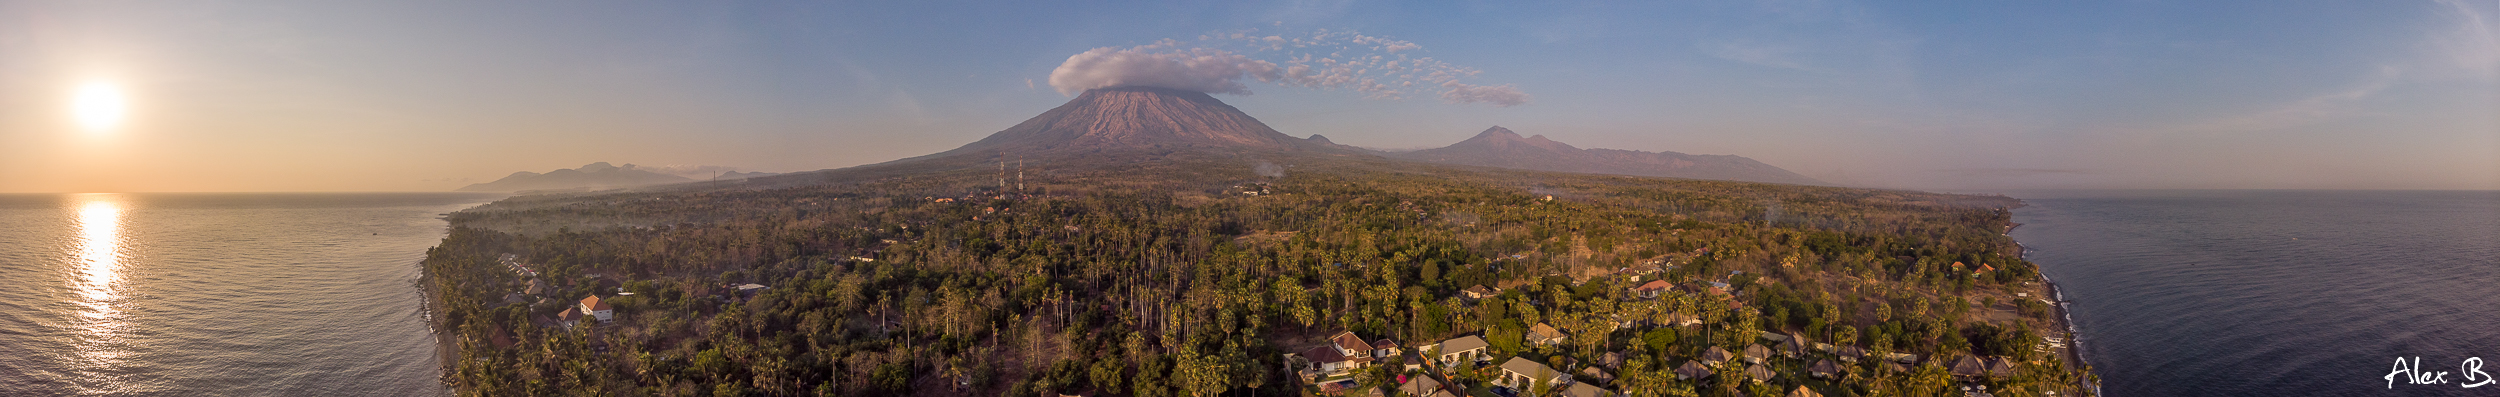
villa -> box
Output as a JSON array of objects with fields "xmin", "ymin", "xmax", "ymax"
[
  {"xmin": 1497, "ymin": 357, "xmax": 1569, "ymax": 393},
  {"xmin": 579, "ymin": 295, "xmax": 613, "ymax": 323},
  {"xmin": 1429, "ymin": 335, "xmax": 1489, "ymax": 366}
]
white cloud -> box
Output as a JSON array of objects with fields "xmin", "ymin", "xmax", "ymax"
[
  {"xmin": 1046, "ymin": 47, "xmax": 1281, "ymax": 95},
  {"xmin": 1042, "ymin": 28, "xmax": 1530, "ymax": 107},
  {"xmin": 1439, "ymin": 82, "xmax": 1531, "ymax": 107}
]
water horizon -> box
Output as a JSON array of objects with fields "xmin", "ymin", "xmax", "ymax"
[
  {"xmin": 2010, "ymin": 189, "xmax": 2500, "ymax": 396},
  {"xmin": 0, "ymin": 192, "xmax": 499, "ymax": 396}
]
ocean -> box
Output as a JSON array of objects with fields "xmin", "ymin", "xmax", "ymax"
[
  {"xmin": 2011, "ymin": 190, "xmax": 2500, "ymax": 396},
  {"xmin": 0, "ymin": 193, "xmax": 500, "ymax": 396}
]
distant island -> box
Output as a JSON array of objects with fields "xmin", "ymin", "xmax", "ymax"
[
  {"xmin": 456, "ymin": 162, "xmax": 779, "ymax": 193},
  {"xmin": 422, "ymin": 86, "xmax": 2089, "ymax": 397}
]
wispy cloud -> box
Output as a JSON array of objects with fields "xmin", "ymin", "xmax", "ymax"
[
  {"xmin": 1692, "ymin": 0, "xmax": 1919, "ymax": 88},
  {"xmin": 2162, "ymin": 65, "xmax": 2402, "ymax": 133},
  {"xmin": 1705, "ymin": 40, "xmax": 1814, "ymax": 71},
  {"xmin": 2429, "ymin": 0, "xmax": 2499, "ymax": 79}
]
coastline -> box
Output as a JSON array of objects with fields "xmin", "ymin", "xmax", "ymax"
[
  {"xmin": 2010, "ymin": 198, "xmax": 2099, "ymax": 396},
  {"xmin": 421, "ymin": 266, "xmax": 458, "ymax": 392},
  {"xmin": 2021, "ymin": 241, "xmax": 2101, "ymax": 396}
]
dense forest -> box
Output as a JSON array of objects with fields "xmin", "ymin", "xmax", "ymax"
[{"xmin": 421, "ymin": 151, "xmax": 2088, "ymax": 397}]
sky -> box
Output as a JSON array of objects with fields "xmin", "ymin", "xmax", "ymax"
[{"xmin": 0, "ymin": 0, "xmax": 2493, "ymax": 192}]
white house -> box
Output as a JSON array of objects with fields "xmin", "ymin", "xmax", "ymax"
[
  {"xmin": 1431, "ymin": 335, "xmax": 1490, "ymax": 365},
  {"xmin": 580, "ymin": 295, "xmax": 614, "ymax": 323},
  {"xmin": 1499, "ymin": 357, "xmax": 1570, "ymax": 394},
  {"xmin": 1373, "ymin": 339, "xmax": 1402, "ymax": 359},
  {"xmin": 1287, "ymin": 331, "xmax": 1379, "ymax": 378},
  {"xmin": 1327, "ymin": 331, "xmax": 1375, "ymax": 361}
]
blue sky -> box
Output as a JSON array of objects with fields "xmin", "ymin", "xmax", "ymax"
[{"xmin": 0, "ymin": 0, "xmax": 2492, "ymax": 192}]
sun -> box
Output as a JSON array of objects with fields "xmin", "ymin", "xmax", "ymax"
[{"xmin": 73, "ymin": 81, "xmax": 127, "ymax": 132}]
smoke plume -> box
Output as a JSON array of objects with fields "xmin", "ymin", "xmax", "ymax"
[
  {"xmin": 1253, "ymin": 160, "xmax": 1286, "ymax": 178},
  {"xmin": 1046, "ymin": 29, "xmax": 1530, "ymax": 107}
]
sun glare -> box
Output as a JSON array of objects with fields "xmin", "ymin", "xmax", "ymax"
[{"xmin": 73, "ymin": 82, "xmax": 127, "ymax": 132}]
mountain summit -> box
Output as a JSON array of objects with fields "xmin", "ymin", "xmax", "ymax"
[
  {"xmin": 933, "ymin": 86, "xmax": 1327, "ymax": 157},
  {"xmin": 1390, "ymin": 126, "xmax": 1824, "ymax": 185}
]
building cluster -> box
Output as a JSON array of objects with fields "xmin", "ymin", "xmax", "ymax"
[
  {"xmin": 497, "ymin": 253, "xmax": 620, "ymax": 330},
  {"xmin": 1271, "ymin": 269, "xmax": 2055, "ymax": 397}
]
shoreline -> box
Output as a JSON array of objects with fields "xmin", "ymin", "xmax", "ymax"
[
  {"xmin": 420, "ymin": 266, "xmax": 458, "ymax": 393},
  {"xmin": 2005, "ymin": 198, "xmax": 2098, "ymax": 395},
  {"xmin": 2023, "ymin": 241, "xmax": 2102, "ymax": 396}
]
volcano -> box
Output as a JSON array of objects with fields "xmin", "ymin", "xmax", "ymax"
[
  {"xmin": 931, "ymin": 86, "xmax": 1337, "ymax": 157},
  {"xmin": 736, "ymin": 88, "xmax": 1810, "ymax": 191},
  {"xmin": 1390, "ymin": 126, "xmax": 1824, "ymax": 185}
]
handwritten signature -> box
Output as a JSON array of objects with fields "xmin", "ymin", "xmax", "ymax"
[{"xmin": 2388, "ymin": 357, "xmax": 2498, "ymax": 389}]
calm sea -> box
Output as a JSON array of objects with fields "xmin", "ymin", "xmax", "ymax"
[
  {"xmin": 0, "ymin": 193, "xmax": 500, "ymax": 396},
  {"xmin": 2011, "ymin": 190, "xmax": 2500, "ymax": 396}
]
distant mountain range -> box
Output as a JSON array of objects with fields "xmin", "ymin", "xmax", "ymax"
[
  {"xmin": 456, "ymin": 162, "xmax": 778, "ymax": 192},
  {"xmin": 588, "ymin": 85, "xmax": 1815, "ymax": 191},
  {"xmin": 1386, "ymin": 126, "xmax": 1823, "ymax": 185}
]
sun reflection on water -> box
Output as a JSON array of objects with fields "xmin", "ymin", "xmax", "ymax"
[{"xmin": 68, "ymin": 195, "xmax": 131, "ymax": 376}]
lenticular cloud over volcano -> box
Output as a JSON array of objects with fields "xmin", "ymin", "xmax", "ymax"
[
  {"xmin": 1049, "ymin": 47, "xmax": 1281, "ymax": 96},
  {"xmin": 1046, "ymin": 29, "xmax": 1530, "ymax": 107}
]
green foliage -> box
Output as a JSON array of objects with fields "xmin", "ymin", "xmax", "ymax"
[
  {"xmin": 422, "ymin": 151, "xmax": 2050, "ymax": 396},
  {"xmin": 872, "ymin": 363, "xmax": 912, "ymax": 395},
  {"xmin": 1643, "ymin": 328, "xmax": 1677, "ymax": 353}
]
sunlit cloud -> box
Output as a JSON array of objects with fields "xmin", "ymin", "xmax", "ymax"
[{"xmin": 1046, "ymin": 29, "xmax": 1530, "ymax": 106}]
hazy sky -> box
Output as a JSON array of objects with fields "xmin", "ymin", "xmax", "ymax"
[{"xmin": 1, "ymin": 1, "xmax": 2493, "ymax": 192}]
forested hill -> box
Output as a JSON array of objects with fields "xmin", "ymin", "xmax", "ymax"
[
  {"xmin": 422, "ymin": 149, "xmax": 2087, "ymax": 397},
  {"xmin": 1388, "ymin": 126, "xmax": 1826, "ymax": 186}
]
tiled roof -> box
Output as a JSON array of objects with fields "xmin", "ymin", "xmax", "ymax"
[
  {"xmin": 1302, "ymin": 345, "xmax": 1349, "ymax": 364},
  {"xmin": 1499, "ymin": 357, "xmax": 1560, "ymax": 381},
  {"xmin": 1438, "ymin": 336, "xmax": 1489, "ymax": 353},
  {"xmin": 1333, "ymin": 332, "xmax": 1375, "ymax": 353}
]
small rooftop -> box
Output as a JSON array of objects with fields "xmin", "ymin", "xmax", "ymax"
[
  {"xmin": 1499, "ymin": 357, "xmax": 1561, "ymax": 381},
  {"xmin": 1332, "ymin": 331, "xmax": 1375, "ymax": 353},
  {"xmin": 1437, "ymin": 335, "xmax": 1489, "ymax": 353}
]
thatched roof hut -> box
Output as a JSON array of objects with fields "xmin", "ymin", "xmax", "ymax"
[
  {"xmin": 1744, "ymin": 364, "xmax": 1775, "ymax": 382},
  {"xmin": 1809, "ymin": 359, "xmax": 1844, "ymax": 379},
  {"xmin": 1676, "ymin": 360, "xmax": 1714, "ymax": 380},
  {"xmin": 1785, "ymin": 386, "xmax": 1824, "ymax": 397},
  {"xmin": 1949, "ymin": 355, "xmax": 1988, "ymax": 378},
  {"xmin": 1985, "ymin": 357, "xmax": 2017, "ymax": 378},
  {"xmin": 1703, "ymin": 346, "xmax": 1733, "ymax": 365},
  {"xmin": 1744, "ymin": 344, "xmax": 1771, "ymax": 364},
  {"xmin": 1579, "ymin": 366, "xmax": 1613, "ymax": 385}
]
